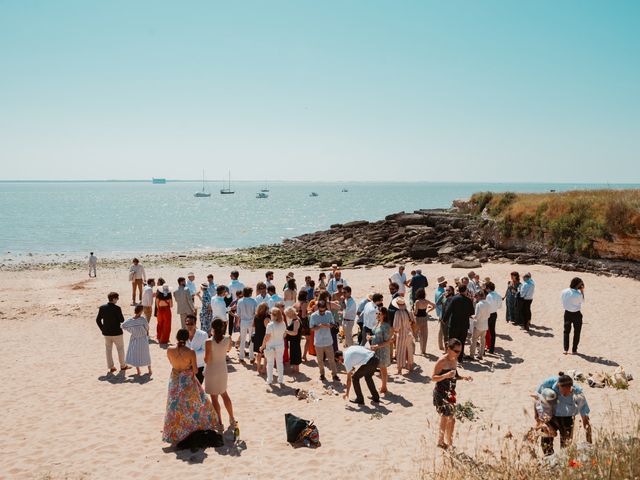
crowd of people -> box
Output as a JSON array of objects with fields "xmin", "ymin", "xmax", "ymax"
[{"xmin": 93, "ymin": 258, "xmax": 589, "ymax": 454}]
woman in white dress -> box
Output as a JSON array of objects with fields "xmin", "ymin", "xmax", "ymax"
[
  {"xmin": 260, "ymin": 308, "xmax": 287, "ymax": 386},
  {"xmin": 122, "ymin": 305, "xmax": 152, "ymax": 376}
]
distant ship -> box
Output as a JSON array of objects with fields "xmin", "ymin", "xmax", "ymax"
[
  {"xmin": 194, "ymin": 170, "xmax": 211, "ymax": 198},
  {"xmin": 152, "ymin": 178, "xmax": 166, "ymax": 184},
  {"xmin": 256, "ymin": 192, "xmax": 269, "ymax": 199},
  {"xmin": 309, "ymin": 192, "xmax": 319, "ymax": 197},
  {"xmin": 260, "ymin": 182, "xmax": 269, "ymax": 193},
  {"xmin": 341, "ymin": 188, "xmax": 349, "ymax": 192},
  {"xmin": 220, "ymin": 171, "xmax": 235, "ymax": 195}
]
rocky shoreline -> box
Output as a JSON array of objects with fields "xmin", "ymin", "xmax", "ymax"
[{"xmin": 4, "ymin": 207, "xmax": 640, "ymax": 279}]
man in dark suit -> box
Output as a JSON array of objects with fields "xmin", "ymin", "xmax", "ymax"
[
  {"xmin": 387, "ymin": 282, "xmax": 400, "ymax": 323},
  {"xmin": 95, "ymin": 291, "xmax": 129, "ymax": 373},
  {"xmin": 443, "ymin": 285, "xmax": 475, "ymax": 361}
]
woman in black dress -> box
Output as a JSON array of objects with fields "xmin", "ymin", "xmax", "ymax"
[
  {"xmin": 294, "ymin": 290, "xmax": 310, "ymax": 362},
  {"xmin": 253, "ymin": 303, "xmax": 270, "ymax": 375},
  {"xmin": 432, "ymin": 338, "xmax": 472, "ymax": 449},
  {"xmin": 284, "ymin": 307, "xmax": 302, "ymax": 373}
]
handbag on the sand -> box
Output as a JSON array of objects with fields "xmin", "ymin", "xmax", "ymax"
[{"xmin": 285, "ymin": 413, "xmax": 320, "ymax": 447}]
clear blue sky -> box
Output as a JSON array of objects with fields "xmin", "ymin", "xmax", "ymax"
[{"xmin": 0, "ymin": 0, "xmax": 638, "ymax": 182}]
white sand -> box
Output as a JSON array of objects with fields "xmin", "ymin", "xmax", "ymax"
[{"xmin": 0, "ymin": 263, "xmax": 638, "ymax": 479}]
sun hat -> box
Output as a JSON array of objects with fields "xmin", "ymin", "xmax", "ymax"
[
  {"xmin": 437, "ymin": 276, "xmax": 446, "ymax": 284},
  {"xmin": 391, "ymin": 297, "xmax": 406, "ymax": 309}
]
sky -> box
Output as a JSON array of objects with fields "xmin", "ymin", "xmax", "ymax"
[{"xmin": 0, "ymin": 0, "xmax": 638, "ymax": 183}]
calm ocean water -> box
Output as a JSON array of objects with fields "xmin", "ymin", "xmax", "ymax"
[{"xmin": 0, "ymin": 181, "xmax": 637, "ymax": 256}]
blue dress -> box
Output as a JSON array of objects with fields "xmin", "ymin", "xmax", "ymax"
[
  {"xmin": 200, "ymin": 289, "xmax": 213, "ymax": 334},
  {"xmin": 372, "ymin": 322, "xmax": 392, "ymax": 368}
]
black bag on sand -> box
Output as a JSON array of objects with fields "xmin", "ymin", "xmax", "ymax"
[
  {"xmin": 176, "ymin": 429, "xmax": 224, "ymax": 450},
  {"xmin": 285, "ymin": 413, "xmax": 309, "ymax": 443}
]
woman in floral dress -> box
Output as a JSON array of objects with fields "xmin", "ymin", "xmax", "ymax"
[
  {"xmin": 163, "ymin": 329, "xmax": 217, "ymax": 445},
  {"xmin": 199, "ymin": 283, "xmax": 213, "ymax": 335}
]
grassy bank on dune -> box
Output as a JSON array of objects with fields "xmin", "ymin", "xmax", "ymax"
[{"xmin": 465, "ymin": 189, "xmax": 640, "ymax": 256}]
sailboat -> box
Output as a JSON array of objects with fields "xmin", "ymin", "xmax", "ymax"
[
  {"xmin": 256, "ymin": 192, "xmax": 268, "ymax": 199},
  {"xmin": 220, "ymin": 171, "xmax": 235, "ymax": 195},
  {"xmin": 260, "ymin": 182, "xmax": 269, "ymax": 193},
  {"xmin": 194, "ymin": 170, "xmax": 211, "ymax": 198}
]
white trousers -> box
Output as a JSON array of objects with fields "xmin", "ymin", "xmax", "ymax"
[
  {"xmin": 239, "ymin": 322, "xmax": 254, "ymax": 360},
  {"xmin": 264, "ymin": 345, "xmax": 285, "ymax": 384}
]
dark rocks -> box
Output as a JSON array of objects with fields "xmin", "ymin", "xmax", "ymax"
[
  {"xmin": 409, "ymin": 244, "xmax": 439, "ymax": 259},
  {"xmin": 452, "ymin": 260, "xmax": 483, "ymax": 269}
]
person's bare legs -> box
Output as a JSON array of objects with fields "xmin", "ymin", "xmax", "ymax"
[
  {"xmin": 302, "ymin": 336, "xmax": 309, "ymax": 362},
  {"xmin": 221, "ymin": 391, "xmax": 234, "ymax": 425},
  {"xmin": 380, "ymin": 367, "xmax": 388, "ymax": 393},
  {"xmin": 437, "ymin": 415, "xmax": 448, "ymax": 447},
  {"xmin": 136, "ymin": 367, "xmax": 141, "ymax": 375},
  {"xmin": 211, "ymin": 395, "xmax": 223, "ymax": 428},
  {"xmin": 148, "ymin": 366, "xmax": 152, "ymax": 376},
  {"xmin": 446, "ymin": 417, "xmax": 456, "ymax": 446}
]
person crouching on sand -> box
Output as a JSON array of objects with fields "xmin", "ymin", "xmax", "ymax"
[{"xmin": 337, "ymin": 346, "xmax": 380, "ymax": 405}]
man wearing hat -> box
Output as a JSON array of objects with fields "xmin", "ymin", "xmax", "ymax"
[
  {"xmin": 536, "ymin": 372, "xmax": 591, "ymax": 455},
  {"xmin": 186, "ymin": 272, "xmax": 200, "ymax": 318},
  {"xmin": 434, "ymin": 276, "xmax": 448, "ymax": 350}
]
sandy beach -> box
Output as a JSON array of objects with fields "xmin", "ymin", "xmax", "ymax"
[{"xmin": 1, "ymin": 262, "xmax": 638, "ymax": 479}]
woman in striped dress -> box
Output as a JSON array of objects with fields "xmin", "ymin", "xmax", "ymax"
[
  {"xmin": 392, "ymin": 297, "xmax": 415, "ymax": 374},
  {"xmin": 122, "ymin": 305, "xmax": 152, "ymax": 376}
]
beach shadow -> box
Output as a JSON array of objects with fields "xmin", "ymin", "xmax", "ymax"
[
  {"xmin": 288, "ymin": 371, "xmax": 312, "ymax": 382},
  {"xmin": 97, "ymin": 371, "xmax": 153, "ymax": 384},
  {"xmin": 227, "ymin": 364, "xmax": 238, "ymax": 373},
  {"xmin": 527, "ymin": 329, "xmax": 554, "ymax": 338},
  {"xmin": 267, "ymin": 383, "xmax": 299, "ymax": 397},
  {"xmin": 345, "ymin": 402, "xmax": 392, "ymax": 416},
  {"xmin": 402, "ymin": 366, "xmax": 432, "ymax": 385},
  {"xmin": 382, "ymin": 391, "xmax": 413, "ymax": 408},
  {"xmin": 159, "ymin": 343, "xmax": 170, "ymax": 350},
  {"xmin": 529, "ymin": 324, "xmax": 553, "ymax": 331},
  {"xmin": 215, "ymin": 439, "xmax": 247, "ymax": 457},
  {"xmin": 460, "ymin": 361, "xmax": 493, "ymax": 372},
  {"xmin": 162, "ymin": 446, "xmax": 209, "ymax": 464},
  {"xmin": 575, "ymin": 353, "xmax": 619, "ymax": 367},
  {"xmin": 496, "ymin": 334, "xmax": 512, "ymax": 342}
]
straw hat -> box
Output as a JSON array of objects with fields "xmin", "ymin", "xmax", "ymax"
[
  {"xmin": 391, "ymin": 297, "xmax": 406, "ymax": 309},
  {"xmin": 437, "ymin": 276, "xmax": 446, "ymax": 284}
]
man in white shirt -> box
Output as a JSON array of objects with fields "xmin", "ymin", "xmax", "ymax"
[
  {"xmin": 129, "ymin": 258, "xmax": 146, "ymax": 305},
  {"xmin": 518, "ymin": 273, "xmax": 536, "ymax": 331},
  {"xmin": 88, "ymin": 252, "xmax": 97, "ymax": 278},
  {"xmin": 561, "ymin": 277, "xmax": 586, "ymax": 355},
  {"xmin": 185, "ymin": 315, "xmax": 208, "ymax": 384},
  {"xmin": 389, "ymin": 265, "xmax": 408, "ymax": 297},
  {"xmin": 466, "ymin": 271, "xmax": 479, "ymax": 297},
  {"xmin": 470, "ymin": 291, "xmax": 491, "ymax": 359},
  {"xmin": 484, "ymin": 281, "xmax": 502, "ymax": 354},
  {"xmin": 360, "ymin": 293, "xmax": 383, "ymax": 346},
  {"xmin": 335, "ymin": 345, "xmax": 380, "ymax": 404},
  {"xmin": 341, "ymin": 286, "xmax": 358, "ymax": 347},
  {"xmin": 228, "ymin": 270, "xmax": 245, "ymax": 300},
  {"xmin": 267, "ymin": 285, "xmax": 283, "ymax": 309},
  {"xmin": 327, "ymin": 270, "xmax": 348, "ymax": 295},
  {"xmin": 210, "ymin": 285, "xmax": 229, "ymax": 322},
  {"xmin": 141, "ymin": 278, "xmax": 155, "ymax": 324}
]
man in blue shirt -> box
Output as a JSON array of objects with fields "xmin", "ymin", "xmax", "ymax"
[
  {"xmin": 206, "ymin": 274, "xmax": 217, "ymax": 297},
  {"xmin": 537, "ymin": 373, "xmax": 591, "ymax": 455},
  {"xmin": 518, "ymin": 273, "xmax": 535, "ymax": 331},
  {"xmin": 228, "ymin": 270, "xmax": 245, "ymax": 301},
  {"xmin": 309, "ymin": 301, "xmax": 340, "ymax": 382}
]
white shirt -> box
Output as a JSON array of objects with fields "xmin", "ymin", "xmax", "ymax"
[
  {"xmin": 473, "ymin": 300, "xmax": 491, "ymax": 331},
  {"xmin": 362, "ymin": 301, "xmax": 379, "ymax": 330},
  {"xmin": 129, "ymin": 264, "xmax": 146, "ymax": 281},
  {"xmin": 186, "ymin": 280, "xmax": 197, "ymax": 296},
  {"xmin": 390, "ymin": 272, "xmax": 407, "ymax": 294},
  {"xmin": 228, "ymin": 279, "xmax": 245, "ymax": 300},
  {"xmin": 141, "ymin": 285, "xmax": 154, "ymax": 307},
  {"xmin": 187, "ymin": 329, "xmax": 208, "ymax": 368},
  {"xmin": 343, "ymin": 345, "xmax": 375, "ymax": 373},
  {"xmin": 255, "ymin": 294, "xmax": 269, "ymax": 305},
  {"xmin": 486, "ymin": 291, "xmax": 503, "ymax": 314},
  {"xmin": 467, "ymin": 280, "xmax": 479, "ymax": 296},
  {"xmin": 211, "ymin": 296, "xmax": 228, "ymax": 320},
  {"xmin": 561, "ymin": 288, "xmax": 584, "ymax": 312},
  {"xmin": 265, "ymin": 321, "xmax": 286, "ymax": 349},
  {"xmin": 89, "ymin": 254, "xmax": 97, "ymax": 266},
  {"xmin": 343, "ymin": 296, "xmax": 357, "ymax": 321}
]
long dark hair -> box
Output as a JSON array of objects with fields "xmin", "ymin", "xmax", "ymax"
[
  {"xmin": 570, "ymin": 277, "xmax": 584, "ymax": 290},
  {"xmin": 378, "ymin": 306, "xmax": 390, "ymax": 324},
  {"xmin": 212, "ymin": 318, "xmax": 225, "ymax": 343}
]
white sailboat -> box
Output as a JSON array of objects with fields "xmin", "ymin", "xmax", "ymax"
[
  {"xmin": 194, "ymin": 170, "xmax": 211, "ymax": 198},
  {"xmin": 220, "ymin": 171, "xmax": 235, "ymax": 195}
]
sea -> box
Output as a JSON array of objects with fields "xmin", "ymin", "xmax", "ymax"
[{"xmin": 0, "ymin": 181, "xmax": 637, "ymax": 257}]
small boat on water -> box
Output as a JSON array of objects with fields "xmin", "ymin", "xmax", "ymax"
[
  {"xmin": 194, "ymin": 170, "xmax": 211, "ymax": 198},
  {"xmin": 341, "ymin": 188, "xmax": 349, "ymax": 192},
  {"xmin": 256, "ymin": 192, "xmax": 268, "ymax": 199},
  {"xmin": 309, "ymin": 192, "xmax": 319, "ymax": 197},
  {"xmin": 220, "ymin": 171, "xmax": 235, "ymax": 195},
  {"xmin": 261, "ymin": 182, "xmax": 269, "ymax": 193},
  {"xmin": 152, "ymin": 178, "xmax": 166, "ymax": 184}
]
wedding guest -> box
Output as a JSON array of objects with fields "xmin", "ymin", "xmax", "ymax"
[
  {"xmin": 260, "ymin": 308, "xmax": 287, "ymax": 386},
  {"xmin": 466, "ymin": 271, "xmax": 479, "ymax": 297},
  {"xmin": 185, "ymin": 315, "xmax": 208, "ymax": 383},
  {"xmin": 265, "ymin": 271, "xmax": 274, "ymax": 289},
  {"xmin": 387, "ymin": 282, "xmax": 400, "ymax": 323},
  {"xmin": 283, "ymin": 278, "xmax": 297, "ymax": 309},
  {"xmin": 392, "ymin": 297, "xmax": 415, "ymax": 373},
  {"xmin": 204, "ymin": 318, "xmax": 234, "ymax": 431},
  {"xmin": 327, "ymin": 270, "xmax": 347, "ymax": 295},
  {"xmin": 199, "ymin": 283, "xmax": 213, "ymax": 335},
  {"xmin": 186, "ymin": 272, "xmax": 200, "ymax": 318},
  {"xmin": 505, "ymin": 271, "xmax": 521, "ymax": 324},
  {"xmin": 341, "ymin": 286, "xmax": 357, "ymax": 347},
  {"xmin": 318, "ymin": 272, "xmax": 327, "ymax": 290},
  {"xmin": 408, "ymin": 269, "xmax": 428, "ymax": 306},
  {"xmin": 561, "ymin": 277, "xmax": 586, "ymax": 355},
  {"xmin": 174, "ymin": 277, "xmax": 196, "ymax": 329},
  {"xmin": 389, "ymin": 265, "xmax": 408, "ymax": 297},
  {"xmin": 141, "ymin": 278, "xmax": 155, "ymax": 324},
  {"xmin": 369, "ymin": 307, "xmax": 393, "ymax": 394},
  {"xmin": 206, "ymin": 274, "xmax": 217, "ymax": 297},
  {"xmin": 337, "ymin": 345, "xmax": 380, "ymax": 405},
  {"xmin": 122, "ymin": 305, "xmax": 152, "ymax": 376},
  {"xmin": 485, "ymin": 281, "xmax": 503, "ymax": 354},
  {"xmin": 88, "ymin": 252, "xmax": 97, "ymax": 278},
  {"xmin": 294, "ymin": 290, "xmax": 311, "ymax": 362},
  {"xmin": 253, "ymin": 302, "xmax": 270, "ymax": 374},
  {"xmin": 412, "ymin": 287, "xmax": 436, "ymax": 355},
  {"xmin": 228, "ymin": 270, "xmax": 245, "ymax": 300},
  {"xmin": 267, "ymin": 285, "xmax": 283, "ymax": 309},
  {"xmin": 518, "ymin": 272, "xmax": 536, "ymax": 331},
  {"xmin": 361, "ymin": 293, "xmax": 383, "ymax": 345},
  {"xmin": 236, "ymin": 287, "xmax": 257, "ymax": 362},
  {"xmin": 255, "ymin": 282, "xmax": 269, "ymax": 304},
  {"xmin": 284, "ymin": 307, "xmax": 302, "ymax": 374},
  {"xmin": 155, "ymin": 283, "xmax": 173, "ymax": 345},
  {"xmin": 210, "ymin": 285, "xmax": 228, "ymax": 327},
  {"xmin": 95, "ymin": 292, "xmax": 129, "ymax": 373},
  {"xmin": 129, "ymin": 258, "xmax": 146, "ymax": 305},
  {"xmin": 163, "ymin": 329, "xmax": 216, "ymax": 445},
  {"xmin": 432, "ymin": 338, "xmax": 473, "ymax": 449},
  {"xmin": 438, "ymin": 286, "xmax": 455, "ymax": 351},
  {"xmin": 470, "ymin": 291, "xmax": 491, "ymax": 360},
  {"xmin": 443, "ymin": 285, "xmax": 475, "ymax": 361},
  {"xmin": 309, "ymin": 300, "xmax": 340, "ymax": 382}
]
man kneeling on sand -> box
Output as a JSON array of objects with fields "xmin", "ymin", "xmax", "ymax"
[{"xmin": 336, "ymin": 346, "xmax": 380, "ymax": 405}]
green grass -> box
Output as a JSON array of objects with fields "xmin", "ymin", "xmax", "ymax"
[{"xmin": 466, "ymin": 190, "xmax": 640, "ymax": 256}]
